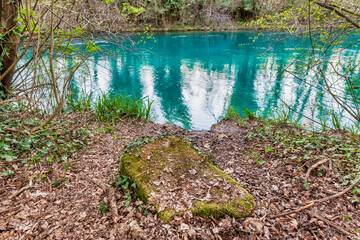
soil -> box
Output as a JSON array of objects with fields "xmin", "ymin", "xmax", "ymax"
[{"xmin": 1, "ymin": 113, "xmax": 360, "ymax": 239}]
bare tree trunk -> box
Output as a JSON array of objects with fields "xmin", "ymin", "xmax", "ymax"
[
  {"xmin": 193, "ymin": 0, "xmax": 199, "ymax": 25},
  {"xmin": 0, "ymin": 1, "xmax": 3, "ymax": 67},
  {"xmin": 159, "ymin": 0, "xmax": 164, "ymax": 26},
  {"xmin": 0, "ymin": 0, "xmax": 21, "ymax": 97}
]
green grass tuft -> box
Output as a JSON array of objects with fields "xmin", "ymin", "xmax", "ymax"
[
  {"xmin": 223, "ymin": 106, "xmax": 241, "ymax": 120},
  {"xmin": 67, "ymin": 92, "xmax": 92, "ymax": 112},
  {"xmin": 95, "ymin": 92, "xmax": 152, "ymax": 122},
  {"xmin": 331, "ymin": 111, "xmax": 342, "ymax": 130},
  {"xmin": 244, "ymin": 108, "xmax": 256, "ymax": 120}
]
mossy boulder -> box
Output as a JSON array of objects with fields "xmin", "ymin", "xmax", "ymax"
[{"xmin": 120, "ymin": 136, "xmax": 254, "ymax": 222}]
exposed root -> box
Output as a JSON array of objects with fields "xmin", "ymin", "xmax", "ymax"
[
  {"xmin": 304, "ymin": 159, "xmax": 329, "ymax": 183},
  {"xmin": 107, "ymin": 185, "xmax": 119, "ymax": 223}
]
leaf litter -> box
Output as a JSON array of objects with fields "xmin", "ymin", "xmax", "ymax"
[{"xmin": 0, "ymin": 113, "xmax": 360, "ymax": 239}]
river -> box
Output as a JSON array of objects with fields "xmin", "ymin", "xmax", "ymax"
[{"xmin": 69, "ymin": 31, "xmax": 360, "ymax": 130}]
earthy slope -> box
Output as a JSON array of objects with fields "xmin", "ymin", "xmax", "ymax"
[{"xmin": 1, "ymin": 113, "xmax": 360, "ymax": 239}]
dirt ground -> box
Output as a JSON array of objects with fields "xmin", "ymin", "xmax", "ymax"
[{"xmin": 1, "ymin": 113, "xmax": 360, "ymax": 239}]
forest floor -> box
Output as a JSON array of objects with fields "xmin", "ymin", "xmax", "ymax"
[{"xmin": 1, "ymin": 113, "xmax": 360, "ymax": 239}]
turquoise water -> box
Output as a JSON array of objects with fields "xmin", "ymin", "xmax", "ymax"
[{"xmin": 70, "ymin": 31, "xmax": 360, "ymax": 130}]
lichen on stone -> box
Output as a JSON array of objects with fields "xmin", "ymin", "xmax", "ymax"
[{"xmin": 120, "ymin": 136, "xmax": 254, "ymax": 222}]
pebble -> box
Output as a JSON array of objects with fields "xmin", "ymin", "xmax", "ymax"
[{"xmin": 271, "ymin": 185, "xmax": 279, "ymax": 191}]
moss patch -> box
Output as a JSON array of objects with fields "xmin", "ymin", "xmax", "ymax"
[
  {"xmin": 158, "ymin": 210, "xmax": 175, "ymax": 223},
  {"xmin": 120, "ymin": 136, "xmax": 254, "ymax": 222}
]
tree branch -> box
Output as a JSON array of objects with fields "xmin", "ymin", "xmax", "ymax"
[{"xmin": 316, "ymin": 2, "xmax": 360, "ymax": 29}]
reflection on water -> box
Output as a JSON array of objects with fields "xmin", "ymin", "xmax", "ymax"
[{"xmin": 69, "ymin": 31, "xmax": 360, "ymax": 130}]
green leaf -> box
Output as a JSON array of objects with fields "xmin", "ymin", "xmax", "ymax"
[
  {"xmin": 122, "ymin": 181, "xmax": 129, "ymax": 190},
  {"xmin": 125, "ymin": 191, "xmax": 131, "ymax": 198},
  {"xmin": 124, "ymin": 200, "xmax": 130, "ymax": 207},
  {"xmin": 256, "ymin": 159, "xmax": 264, "ymax": 165},
  {"xmin": 4, "ymin": 155, "xmax": 17, "ymax": 162},
  {"xmin": 53, "ymin": 181, "xmax": 61, "ymax": 188},
  {"xmin": 0, "ymin": 142, "xmax": 10, "ymax": 151},
  {"xmin": 1, "ymin": 170, "xmax": 14, "ymax": 176},
  {"xmin": 99, "ymin": 201, "xmax": 109, "ymax": 213}
]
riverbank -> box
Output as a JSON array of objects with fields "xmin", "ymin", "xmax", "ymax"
[
  {"xmin": 109, "ymin": 23, "xmax": 261, "ymax": 33},
  {"xmin": 1, "ymin": 112, "xmax": 359, "ymax": 239}
]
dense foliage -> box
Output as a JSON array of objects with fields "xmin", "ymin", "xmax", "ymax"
[{"xmin": 71, "ymin": 0, "xmax": 298, "ymax": 31}]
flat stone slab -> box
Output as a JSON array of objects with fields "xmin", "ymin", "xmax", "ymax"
[{"xmin": 120, "ymin": 136, "xmax": 254, "ymax": 222}]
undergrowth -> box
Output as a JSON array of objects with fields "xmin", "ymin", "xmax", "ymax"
[
  {"xmin": 0, "ymin": 103, "xmax": 89, "ymax": 178},
  {"xmin": 1, "ymin": 91, "xmax": 153, "ymax": 179},
  {"xmin": 244, "ymin": 121, "xmax": 360, "ymax": 201},
  {"xmin": 223, "ymin": 106, "xmax": 241, "ymax": 120},
  {"xmin": 67, "ymin": 92, "xmax": 93, "ymax": 113},
  {"xmin": 223, "ymin": 105, "xmax": 360, "ymax": 134},
  {"xmin": 223, "ymin": 105, "xmax": 360, "ymax": 198},
  {"xmin": 67, "ymin": 91, "xmax": 153, "ymax": 122}
]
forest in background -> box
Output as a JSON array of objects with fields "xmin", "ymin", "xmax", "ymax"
[
  {"xmin": 64, "ymin": 0, "xmax": 302, "ymax": 31},
  {"xmin": 29, "ymin": 0, "xmax": 358, "ymax": 33}
]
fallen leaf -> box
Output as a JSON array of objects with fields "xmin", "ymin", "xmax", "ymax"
[
  {"xmin": 224, "ymin": 168, "xmax": 234, "ymax": 174},
  {"xmin": 180, "ymin": 223, "xmax": 190, "ymax": 231},
  {"xmin": 264, "ymin": 226, "xmax": 270, "ymax": 239},
  {"xmin": 244, "ymin": 218, "xmax": 264, "ymax": 234},
  {"xmin": 189, "ymin": 169, "xmax": 197, "ymax": 175},
  {"xmin": 290, "ymin": 219, "xmax": 298, "ymax": 230}
]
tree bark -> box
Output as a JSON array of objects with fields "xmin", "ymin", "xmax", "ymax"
[
  {"xmin": 0, "ymin": 0, "xmax": 21, "ymax": 97},
  {"xmin": 193, "ymin": 0, "xmax": 199, "ymax": 26}
]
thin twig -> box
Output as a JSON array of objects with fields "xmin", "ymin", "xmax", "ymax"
[
  {"xmin": 269, "ymin": 203, "xmax": 315, "ymax": 219},
  {"xmin": 306, "ymin": 210, "xmax": 360, "ymax": 239},
  {"xmin": 168, "ymin": 187, "xmax": 182, "ymax": 192},
  {"xmin": 310, "ymin": 177, "xmax": 360, "ymax": 204},
  {"xmin": 2, "ymin": 127, "xmax": 29, "ymax": 135},
  {"xmin": 9, "ymin": 178, "xmax": 33, "ymax": 200},
  {"xmin": 270, "ymin": 177, "xmax": 360, "ymax": 219},
  {"xmin": 6, "ymin": 209, "xmax": 21, "ymax": 219},
  {"xmin": 9, "ymin": 187, "xmax": 27, "ymax": 200},
  {"xmin": 0, "ymin": 207, "xmax": 18, "ymax": 215}
]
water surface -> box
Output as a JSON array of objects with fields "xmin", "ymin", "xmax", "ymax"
[{"xmin": 70, "ymin": 31, "xmax": 360, "ymax": 130}]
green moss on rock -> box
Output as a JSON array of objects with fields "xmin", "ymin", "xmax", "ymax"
[
  {"xmin": 158, "ymin": 210, "xmax": 175, "ymax": 223},
  {"xmin": 120, "ymin": 136, "xmax": 254, "ymax": 222}
]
